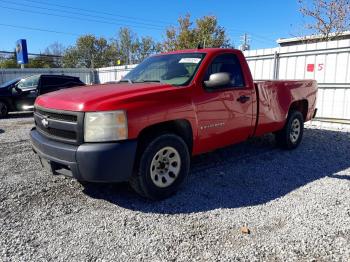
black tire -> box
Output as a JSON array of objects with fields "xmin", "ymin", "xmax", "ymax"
[
  {"xmin": 130, "ymin": 134, "xmax": 190, "ymax": 200},
  {"xmin": 275, "ymin": 111, "xmax": 304, "ymax": 150},
  {"xmin": 0, "ymin": 102, "xmax": 8, "ymax": 118}
]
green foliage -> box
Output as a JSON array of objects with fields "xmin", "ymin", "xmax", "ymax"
[
  {"xmin": 27, "ymin": 57, "xmax": 56, "ymax": 68},
  {"xmin": 0, "ymin": 52, "xmax": 19, "ymax": 69},
  {"xmin": 62, "ymin": 35, "xmax": 119, "ymax": 68},
  {"xmin": 115, "ymin": 28, "xmax": 137, "ymax": 64},
  {"xmin": 0, "ymin": 60, "xmax": 19, "ymax": 69},
  {"xmin": 163, "ymin": 14, "xmax": 231, "ymax": 51},
  {"xmin": 114, "ymin": 28, "xmax": 161, "ymax": 64},
  {"xmin": 0, "ymin": 45, "xmax": 64, "ymax": 69},
  {"xmin": 134, "ymin": 36, "xmax": 162, "ymax": 63}
]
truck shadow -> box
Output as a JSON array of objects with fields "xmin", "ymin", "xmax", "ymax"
[{"xmin": 82, "ymin": 128, "xmax": 350, "ymax": 214}]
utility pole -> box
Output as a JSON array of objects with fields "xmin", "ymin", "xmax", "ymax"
[{"xmin": 239, "ymin": 33, "xmax": 251, "ymax": 51}]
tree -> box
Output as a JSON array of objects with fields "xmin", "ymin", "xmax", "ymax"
[
  {"xmin": 298, "ymin": 0, "xmax": 350, "ymax": 40},
  {"xmin": 134, "ymin": 36, "xmax": 162, "ymax": 63},
  {"xmin": 114, "ymin": 28, "xmax": 161, "ymax": 64},
  {"xmin": 27, "ymin": 56, "xmax": 56, "ymax": 68},
  {"xmin": 44, "ymin": 42, "xmax": 65, "ymax": 56},
  {"xmin": 0, "ymin": 52, "xmax": 19, "ymax": 69},
  {"xmin": 62, "ymin": 35, "xmax": 118, "ymax": 68},
  {"xmin": 43, "ymin": 42, "xmax": 66, "ymax": 67},
  {"xmin": 115, "ymin": 28, "xmax": 138, "ymax": 64},
  {"xmin": 163, "ymin": 14, "xmax": 231, "ymax": 51}
]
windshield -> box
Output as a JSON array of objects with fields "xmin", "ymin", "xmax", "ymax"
[
  {"xmin": 0, "ymin": 78, "xmax": 21, "ymax": 88},
  {"xmin": 123, "ymin": 53, "xmax": 205, "ymax": 86},
  {"xmin": 16, "ymin": 75, "xmax": 40, "ymax": 90}
]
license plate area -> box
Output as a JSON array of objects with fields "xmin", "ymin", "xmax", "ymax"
[{"xmin": 39, "ymin": 157, "xmax": 73, "ymax": 177}]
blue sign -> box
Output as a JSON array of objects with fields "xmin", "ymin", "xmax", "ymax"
[{"xmin": 16, "ymin": 39, "xmax": 28, "ymax": 64}]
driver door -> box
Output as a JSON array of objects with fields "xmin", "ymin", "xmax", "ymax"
[
  {"xmin": 13, "ymin": 76, "xmax": 39, "ymax": 111},
  {"xmin": 193, "ymin": 53, "xmax": 255, "ymax": 153}
]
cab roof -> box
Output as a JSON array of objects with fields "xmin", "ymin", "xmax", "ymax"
[{"xmin": 159, "ymin": 48, "xmax": 241, "ymax": 56}]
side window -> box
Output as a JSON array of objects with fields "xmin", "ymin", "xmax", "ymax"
[{"xmin": 204, "ymin": 54, "xmax": 245, "ymax": 89}]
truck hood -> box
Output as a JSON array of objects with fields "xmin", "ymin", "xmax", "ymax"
[{"xmin": 35, "ymin": 82, "xmax": 175, "ymax": 111}]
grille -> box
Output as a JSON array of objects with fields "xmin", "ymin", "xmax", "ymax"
[
  {"xmin": 37, "ymin": 126, "xmax": 77, "ymax": 141},
  {"xmin": 34, "ymin": 107, "xmax": 83, "ymax": 144},
  {"xmin": 35, "ymin": 108, "xmax": 77, "ymax": 122}
]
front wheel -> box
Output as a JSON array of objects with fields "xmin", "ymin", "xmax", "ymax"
[
  {"xmin": 130, "ymin": 134, "xmax": 190, "ymax": 200},
  {"xmin": 0, "ymin": 102, "xmax": 8, "ymax": 118},
  {"xmin": 275, "ymin": 111, "xmax": 304, "ymax": 150}
]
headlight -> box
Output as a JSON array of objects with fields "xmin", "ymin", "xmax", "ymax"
[{"xmin": 84, "ymin": 111, "xmax": 128, "ymax": 142}]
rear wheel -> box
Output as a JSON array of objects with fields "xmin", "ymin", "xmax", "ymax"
[
  {"xmin": 130, "ymin": 134, "xmax": 190, "ymax": 200},
  {"xmin": 0, "ymin": 102, "xmax": 8, "ymax": 118},
  {"xmin": 275, "ymin": 111, "xmax": 304, "ymax": 150}
]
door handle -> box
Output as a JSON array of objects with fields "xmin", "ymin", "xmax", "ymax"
[{"xmin": 237, "ymin": 95, "xmax": 250, "ymax": 103}]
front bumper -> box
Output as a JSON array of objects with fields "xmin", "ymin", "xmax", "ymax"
[{"xmin": 30, "ymin": 128, "xmax": 137, "ymax": 182}]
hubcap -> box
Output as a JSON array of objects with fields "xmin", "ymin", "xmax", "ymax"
[
  {"xmin": 290, "ymin": 118, "xmax": 301, "ymax": 143},
  {"xmin": 150, "ymin": 146, "xmax": 181, "ymax": 188}
]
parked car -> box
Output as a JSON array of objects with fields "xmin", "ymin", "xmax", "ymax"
[
  {"xmin": 30, "ymin": 48, "xmax": 318, "ymax": 199},
  {"xmin": 0, "ymin": 77, "xmax": 22, "ymax": 89},
  {"xmin": 0, "ymin": 74, "xmax": 85, "ymax": 118}
]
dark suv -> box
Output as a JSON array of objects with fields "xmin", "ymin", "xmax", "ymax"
[{"xmin": 0, "ymin": 74, "xmax": 85, "ymax": 118}]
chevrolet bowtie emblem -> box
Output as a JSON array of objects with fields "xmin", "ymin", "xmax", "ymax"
[{"xmin": 41, "ymin": 118, "xmax": 49, "ymax": 128}]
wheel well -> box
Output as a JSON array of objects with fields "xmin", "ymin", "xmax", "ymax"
[
  {"xmin": 0, "ymin": 99, "xmax": 11, "ymax": 110},
  {"xmin": 136, "ymin": 120, "xmax": 193, "ymax": 154},
  {"xmin": 289, "ymin": 100, "xmax": 308, "ymax": 121}
]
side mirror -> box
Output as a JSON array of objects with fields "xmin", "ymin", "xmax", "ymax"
[
  {"xmin": 204, "ymin": 72, "xmax": 232, "ymax": 89},
  {"xmin": 12, "ymin": 85, "xmax": 22, "ymax": 95}
]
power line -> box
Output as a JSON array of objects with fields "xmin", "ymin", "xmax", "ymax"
[
  {"xmin": 0, "ymin": 22, "xmax": 80, "ymax": 36},
  {"xmin": 20, "ymin": 0, "xmax": 174, "ymax": 26},
  {"xmin": 0, "ymin": 5, "xmax": 165, "ymax": 31},
  {"xmin": 0, "ymin": 50, "xmax": 62, "ymax": 58},
  {"xmin": 2, "ymin": 0, "xmax": 276, "ymax": 45},
  {"xmin": 0, "ymin": 0, "xmax": 169, "ymax": 29},
  {"xmin": 250, "ymin": 35, "xmax": 276, "ymax": 44},
  {"xmin": 227, "ymin": 29, "xmax": 276, "ymax": 44}
]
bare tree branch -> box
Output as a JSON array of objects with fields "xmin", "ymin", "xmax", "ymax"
[{"xmin": 298, "ymin": 0, "xmax": 350, "ymax": 41}]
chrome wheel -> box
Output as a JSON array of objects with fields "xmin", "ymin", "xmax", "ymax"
[
  {"xmin": 150, "ymin": 146, "xmax": 181, "ymax": 188},
  {"xmin": 290, "ymin": 118, "xmax": 301, "ymax": 143}
]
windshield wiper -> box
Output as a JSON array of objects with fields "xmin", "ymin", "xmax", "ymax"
[
  {"xmin": 136, "ymin": 80, "xmax": 162, "ymax": 83},
  {"xmin": 119, "ymin": 79, "xmax": 133, "ymax": 84}
]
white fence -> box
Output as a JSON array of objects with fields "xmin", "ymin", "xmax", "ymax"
[
  {"xmin": 95, "ymin": 65, "xmax": 137, "ymax": 83},
  {"xmin": 244, "ymin": 39, "xmax": 350, "ymax": 121},
  {"xmin": 0, "ymin": 68, "xmax": 95, "ymax": 85}
]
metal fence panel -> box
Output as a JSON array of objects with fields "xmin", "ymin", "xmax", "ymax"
[
  {"xmin": 244, "ymin": 39, "xmax": 350, "ymax": 121},
  {"xmin": 95, "ymin": 65, "xmax": 137, "ymax": 83}
]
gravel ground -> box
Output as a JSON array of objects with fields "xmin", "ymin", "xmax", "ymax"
[{"xmin": 0, "ymin": 113, "xmax": 349, "ymax": 261}]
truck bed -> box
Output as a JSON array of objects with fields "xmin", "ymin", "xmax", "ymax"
[{"xmin": 254, "ymin": 80, "xmax": 318, "ymax": 136}]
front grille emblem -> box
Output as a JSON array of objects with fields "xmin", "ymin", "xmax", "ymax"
[{"xmin": 41, "ymin": 118, "xmax": 49, "ymax": 128}]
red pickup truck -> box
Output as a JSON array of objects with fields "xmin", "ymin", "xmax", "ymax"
[{"xmin": 30, "ymin": 48, "xmax": 317, "ymax": 199}]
